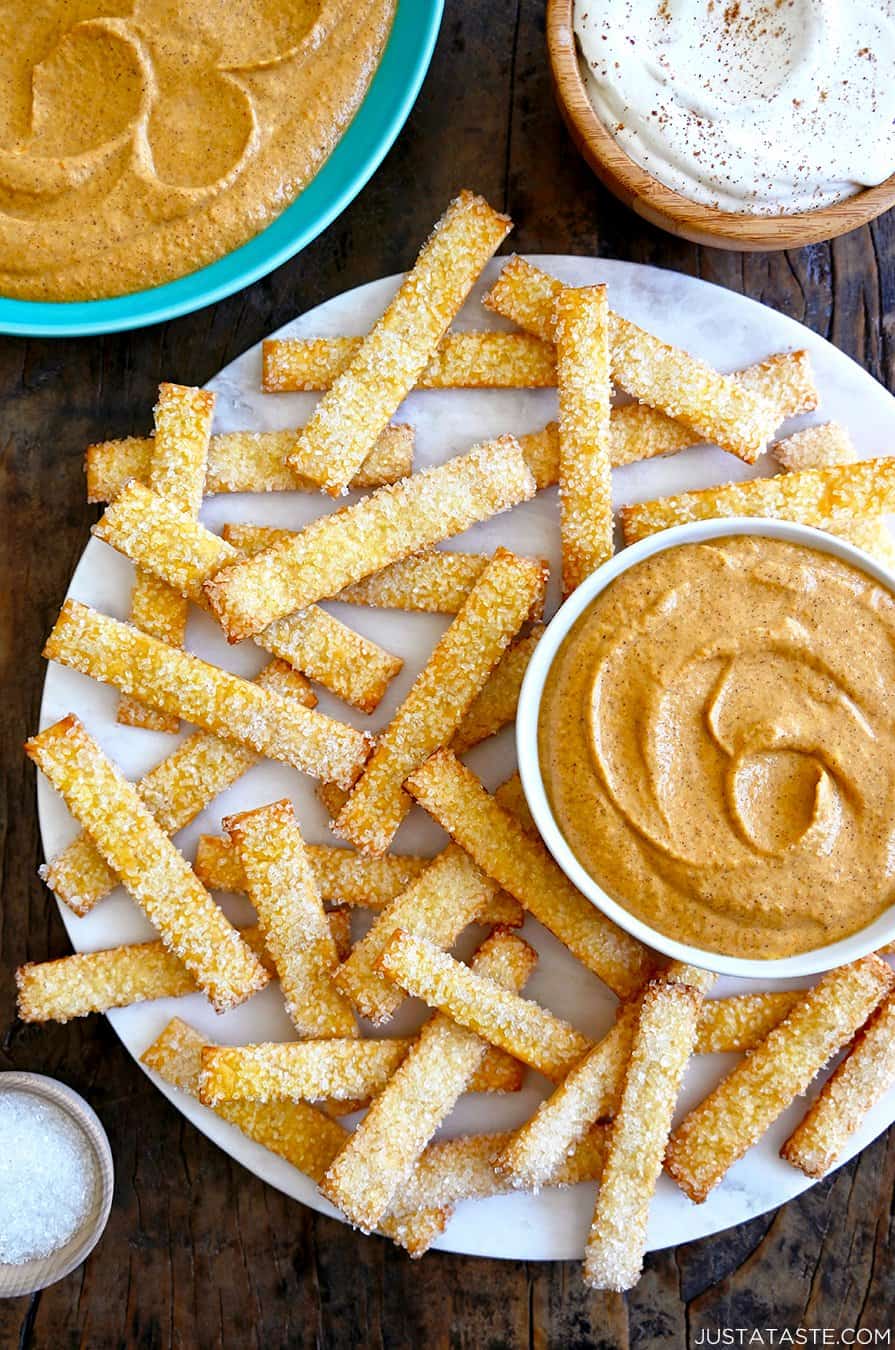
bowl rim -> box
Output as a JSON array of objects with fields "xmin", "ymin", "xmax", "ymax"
[
  {"xmin": 516, "ymin": 517, "xmax": 895, "ymax": 981},
  {"xmin": 0, "ymin": 0, "xmax": 443, "ymax": 337},
  {"xmin": 0, "ymin": 1071, "xmax": 114, "ymax": 1296},
  {"xmin": 545, "ymin": 0, "xmax": 895, "ymax": 251}
]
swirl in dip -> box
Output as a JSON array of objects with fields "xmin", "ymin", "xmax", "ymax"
[
  {"xmin": 538, "ymin": 537, "xmax": 895, "ymax": 960},
  {"xmin": 573, "ymin": 0, "xmax": 895, "ymax": 215},
  {"xmin": 0, "ymin": 0, "xmax": 395, "ymax": 301}
]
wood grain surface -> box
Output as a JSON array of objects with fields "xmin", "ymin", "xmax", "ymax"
[{"xmin": 2, "ymin": 2, "xmax": 895, "ymax": 1345}]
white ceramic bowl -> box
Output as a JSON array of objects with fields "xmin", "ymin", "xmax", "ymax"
[
  {"xmin": 0, "ymin": 1073, "xmax": 114, "ymax": 1297},
  {"xmin": 517, "ymin": 517, "xmax": 895, "ymax": 981}
]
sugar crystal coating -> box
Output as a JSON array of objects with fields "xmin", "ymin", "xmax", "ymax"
[
  {"xmin": 554, "ymin": 284, "xmax": 613, "ymax": 594},
  {"xmin": 333, "ymin": 549, "xmax": 545, "ymax": 855},
  {"xmin": 86, "ymin": 426, "xmax": 412, "ymax": 502},
  {"xmin": 263, "ymin": 331, "xmax": 556, "ymax": 392},
  {"xmin": 772, "ymin": 421, "xmax": 895, "ymax": 569},
  {"xmin": 43, "ymin": 602, "xmax": 371, "ymax": 788},
  {"xmin": 484, "ymin": 256, "xmax": 780, "ymax": 462},
  {"xmin": 203, "ymin": 436, "xmax": 537, "ymax": 640},
  {"xmin": 142, "ymin": 1019, "xmax": 448, "ymax": 1254},
  {"xmin": 95, "ymin": 481, "xmax": 402, "ymax": 712},
  {"xmin": 320, "ymin": 930, "xmax": 537, "ymax": 1234},
  {"xmin": 406, "ymin": 750, "xmax": 652, "ymax": 997},
  {"xmin": 620, "ymin": 458, "xmax": 895, "ymax": 546},
  {"xmin": 287, "ymin": 191, "xmax": 512, "ymax": 493},
  {"xmin": 119, "ymin": 383, "xmax": 214, "ymax": 732}
]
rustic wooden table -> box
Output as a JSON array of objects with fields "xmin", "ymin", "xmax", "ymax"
[{"xmin": 3, "ymin": 3, "xmax": 895, "ymax": 1345}]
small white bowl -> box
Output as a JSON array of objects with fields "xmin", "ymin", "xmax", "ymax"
[
  {"xmin": 0, "ymin": 1072, "xmax": 114, "ymax": 1297},
  {"xmin": 517, "ymin": 517, "xmax": 895, "ymax": 981}
]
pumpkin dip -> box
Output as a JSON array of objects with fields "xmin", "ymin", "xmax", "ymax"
[
  {"xmin": 539, "ymin": 536, "xmax": 895, "ymax": 960},
  {"xmin": 0, "ymin": 0, "xmax": 395, "ymax": 301}
]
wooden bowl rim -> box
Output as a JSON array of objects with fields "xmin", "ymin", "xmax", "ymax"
[{"xmin": 546, "ymin": 0, "xmax": 895, "ymax": 250}]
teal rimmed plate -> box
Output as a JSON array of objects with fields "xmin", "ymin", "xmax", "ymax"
[{"xmin": 0, "ymin": 0, "xmax": 442, "ymax": 337}]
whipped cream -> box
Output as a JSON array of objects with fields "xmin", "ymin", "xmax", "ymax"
[{"xmin": 574, "ymin": 0, "xmax": 895, "ymax": 215}]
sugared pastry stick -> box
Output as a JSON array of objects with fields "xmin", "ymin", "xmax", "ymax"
[
  {"xmin": 95, "ymin": 400, "xmax": 745, "ymax": 544},
  {"xmin": 195, "ymin": 830, "xmax": 523, "ymax": 928},
  {"xmin": 320, "ymin": 929, "xmax": 537, "ymax": 1234},
  {"xmin": 603, "ymin": 407, "xmax": 694, "ymax": 471},
  {"xmin": 664, "ymin": 962, "xmax": 718, "ymax": 997},
  {"xmin": 395, "ymin": 1130, "xmax": 608, "ymax": 1255},
  {"xmin": 334, "ymin": 844, "xmax": 507, "ymax": 1024},
  {"xmin": 223, "ymin": 527, "xmax": 548, "ymax": 622},
  {"xmin": 263, "ymin": 331, "xmax": 556, "ymax": 392},
  {"xmin": 495, "ymin": 1003, "xmax": 640, "ymax": 1190},
  {"xmin": 333, "ymin": 550, "xmax": 545, "ymax": 855},
  {"xmin": 42, "ymin": 661, "xmax": 314, "ymax": 917},
  {"xmin": 25, "ymin": 717, "xmax": 269, "ymax": 1014},
  {"xmin": 142, "ymin": 1019, "xmax": 449, "ymax": 1256},
  {"xmin": 772, "ymin": 422, "xmax": 895, "ymax": 567},
  {"xmin": 665, "ymin": 956, "xmax": 895, "ymax": 1203},
  {"xmin": 273, "ymin": 844, "xmax": 428, "ymax": 911},
  {"xmin": 43, "ymin": 601, "xmax": 371, "ymax": 788},
  {"xmin": 341, "ymin": 550, "xmax": 538, "ymax": 616},
  {"xmin": 94, "ymin": 482, "xmax": 402, "ymax": 713},
  {"xmin": 88, "ymin": 404, "xmax": 704, "ymax": 504},
  {"xmin": 406, "ymin": 751, "xmax": 652, "ymax": 998},
  {"xmin": 771, "ymin": 421, "xmax": 856, "ymax": 471},
  {"xmin": 620, "ymin": 458, "xmax": 895, "ymax": 546},
  {"xmin": 483, "ymin": 261, "xmax": 820, "ymax": 426},
  {"xmin": 204, "ymin": 343, "xmax": 816, "ymax": 505},
  {"xmin": 17, "ymin": 928, "xmax": 265, "ymax": 1022},
  {"xmin": 194, "ymin": 833, "xmax": 428, "ymax": 909},
  {"xmin": 264, "ymin": 332, "xmax": 815, "ymax": 435},
  {"xmin": 198, "ymin": 1037, "xmax": 521, "ymax": 1106},
  {"xmin": 329, "ymin": 1047, "xmax": 516, "ymax": 1105},
  {"xmin": 204, "ymin": 436, "xmax": 537, "ymax": 642},
  {"xmin": 398, "ymin": 1125, "xmax": 609, "ymax": 1224},
  {"xmin": 145, "ymin": 1019, "xmax": 349, "ymax": 1177},
  {"xmin": 381, "ymin": 1043, "xmax": 523, "ymax": 1103},
  {"xmin": 517, "ymin": 348, "xmax": 817, "ymax": 486},
  {"xmin": 781, "ymin": 992, "xmax": 895, "ymax": 1179},
  {"xmin": 15, "ymin": 922, "xmax": 782, "ymax": 1061},
  {"xmin": 119, "ymin": 383, "xmax": 215, "ymax": 732},
  {"xmin": 483, "ymin": 257, "xmax": 778, "ymax": 463},
  {"xmin": 318, "ymin": 772, "xmax": 534, "ymax": 864},
  {"xmin": 584, "ymin": 979, "xmax": 706, "ymax": 1291},
  {"xmin": 694, "ymin": 991, "xmax": 801, "ymax": 1055},
  {"xmin": 829, "ymin": 516, "xmax": 895, "ymax": 568},
  {"xmin": 15, "ymin": 915, "xmax": 349, "ymax": 1023},
  {"xmin": 224, "ymin": 801, "xmax": 357, "ymax": 1039},
  {"xmin": 259, "ymin": 604, "xmax": 401, "ymax": 713},
  {"xmin": 287, "ymin": 192, "xmax": 512, "ymax": 494},
  {"xmin": 735, "ymin": 349, "xmax": 820, "ymax": 421},
  {"xmin": 452, "ymin": 626, "xmax": 544, "ymax": 754},
  {"xmin": 377, "ymin": 929, "xmax": 592, "ymax": 1081},
  {"xmin": 554, "ymin": 285, "xmax": 613, "ymax": 594},
  {"xmin": 265, "ymin": 328, "xmax": 815, "ymax": 422},
  {"xmin": 519, "ymin": 412, "xmax": 679, "ymax": 491},
  {"xmin": 86, "ymin": 425, "xmax": 413, "ymax": 502},
  {"xmin": 200, "ymin": 1039, "xmax": 410, "ymax": 1106}
]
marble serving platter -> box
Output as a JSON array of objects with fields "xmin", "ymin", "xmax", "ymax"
[{"xmin": 37, "ymin": 257, "xmax": 895, "ymax": 1260}]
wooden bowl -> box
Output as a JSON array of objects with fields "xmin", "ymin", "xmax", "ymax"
[{"xmin": 547, "ymin": 0, "xmax": 895, "ymax": 251}]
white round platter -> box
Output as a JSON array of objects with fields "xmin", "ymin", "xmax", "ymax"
[{"xmin": 36, "ymin": 255, "xmax": 895, "ymax": 1261}]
